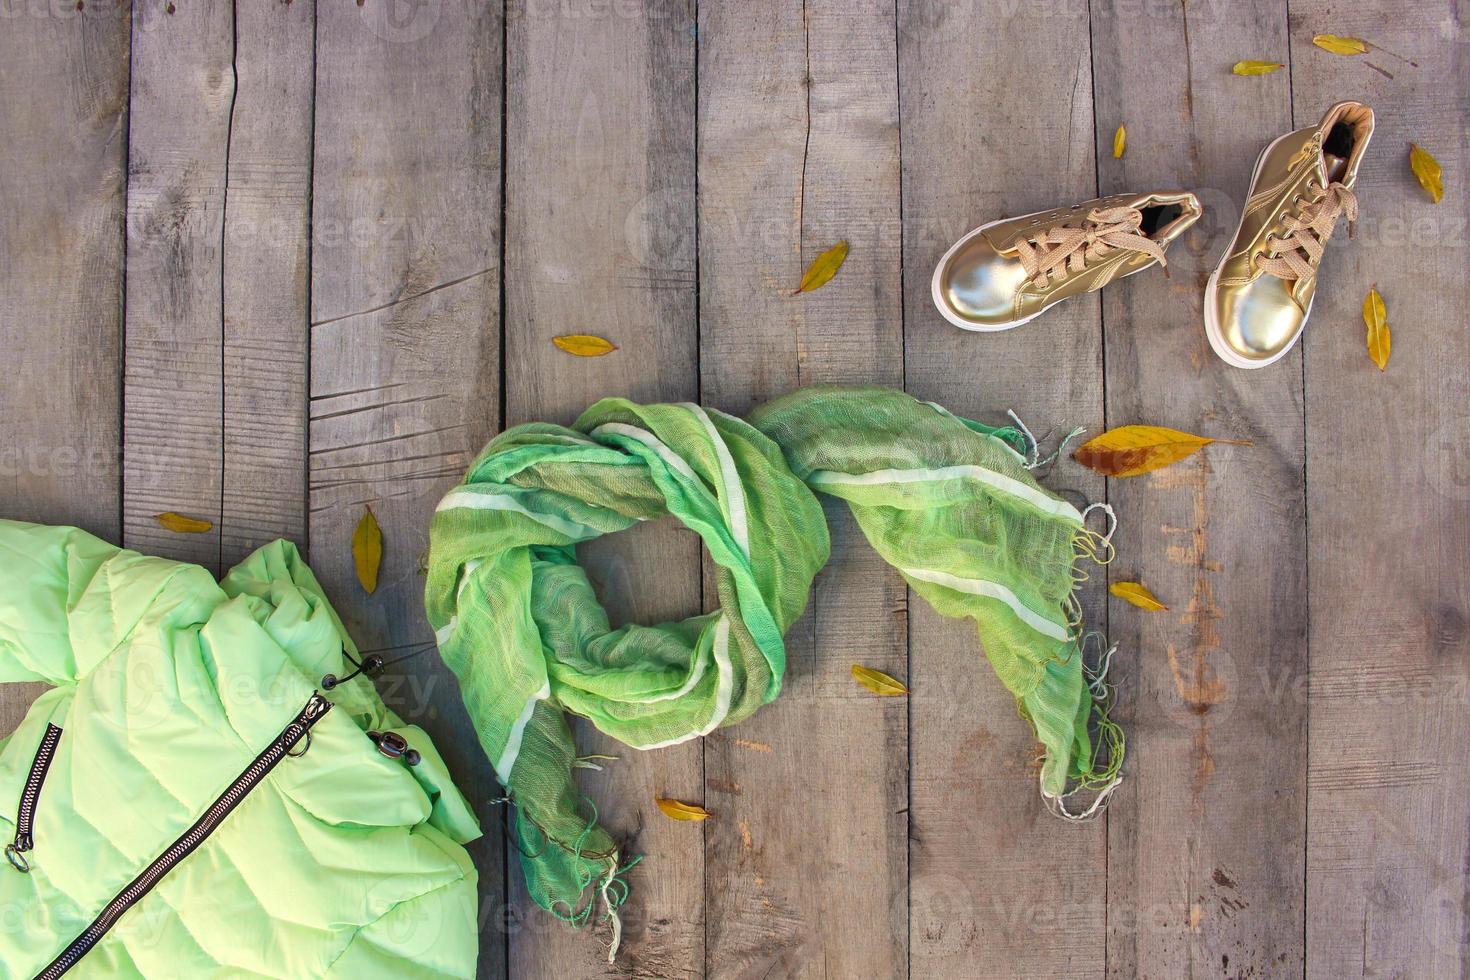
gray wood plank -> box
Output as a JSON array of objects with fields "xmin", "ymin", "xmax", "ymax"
[
  {"xmin": 221, "ymin": 0, "xmax": 314, "ymax": 567},
  {"xmin": 897, "ymin": 2, "xmax": 1109, "ymax": 976},
  {"xmin": 500, "ymin": 1, "xmax": 702, "ymax": 975},
  {"xmin": 1287, "ymin": 5, "xmax": 1470, "ymax": 976},
  {"xmin": 1089, "ymin": 4, "xmax": 1307, "ymax": 978},
  {"xmin": 309, "ymin": 5, "xmax": 506, "ymax": 977},
  {"xmin": 0, "ymin": 2, "xmax": 130, "ymax": 733},
  {"xmin": 698, "ymin": 2, "xmax": 906, "ymax": 976},
  {"xmin": 122, "ymin": 1, "xmax": 234, "ymax": 571}
]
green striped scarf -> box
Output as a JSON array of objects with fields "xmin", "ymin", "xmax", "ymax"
[{"xmin": 424, "ymin": 385, "xmax": 1120, "ymax": 952}]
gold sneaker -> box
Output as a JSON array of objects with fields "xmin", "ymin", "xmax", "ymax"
[
  {"xmin": 1205, "ymin": 101, "xmax": 1374, "ymax": 368},
  {"xmin": 931, "ymin": 191, "xmax": 1202, "ymax": 331}
]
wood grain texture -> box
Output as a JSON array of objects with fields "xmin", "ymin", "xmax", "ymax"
[
  {"xmin": 501, "ymin": 0, "xmax": 702, "ymax": 975},
  {"xmin": 221, "ymin": 0, "xmax": 314, "ymax": 567},
  {"xmin": 0, "ymin": 2, "xmax": 130, "ymax": 733},
  {"xmin": 3, "ymin": 3, "xmax": 1469, "ymax": 976},
  {"xmin": 699, "ymin": 1, "xmax": 907, "ymax": 976},
  {"xmin": 1090, "ymin": 3, "xmax": 1308, "ymax": 977},
  {"xmin": 1289, "ymin": 4, "xmax": 1470, "ymax": 976},
  {"xmin": 898, "ymin": 1, "xmax": 1109, "ymax": 975},
  {"xmin": 309, "ymin": 3, "xmax": 506, "ymax": 976},
  {"xmin": 123, "ymin": 0, "xmax": 235, "ymax": 570}
]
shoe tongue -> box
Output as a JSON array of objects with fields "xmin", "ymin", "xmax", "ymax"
[
  {"xmin": 1315, "ymin": 105, "xmax": 1372, "ymax": 186},
  {"xmin": 1322, "ymin": 152, "xmax": 1347, "ymax": 184}
]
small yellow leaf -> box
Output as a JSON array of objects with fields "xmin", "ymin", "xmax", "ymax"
[
  {"xmin": 1232, "ymin": 60, "xmax": 1285, "ymax": 76},
  {"xmin": 552, "ymin": 334, "xmax": 618, "ymax": 357},
  {"xmin": 792, "ymin": 240, "xmax": 849, "ymax": 294},
  {"xmin": 155, "ymin": 512, "xmax": 212, "ymax": 533},
  {"xmin": 1409, "ymin": 143, "xmax": 1444, "ymax": 204},
  {"xmin": 655, "ymin": 797, "xmax": 710, "ymax": 822},
  {"xmin": 352, "ymin": 506, "xmax": 383, "ymax": 594},
  {"xmin": 1364, "ymin": 284, "xmax": 1391, "ymax": 371},
  {"xmin": 1074, "ymin": 424, "xmax": 1251, "ymax": 478},
  {"xmin": 1312, "ymin": 33, "xmax": 1369, "ymax": 56},
  {"xmin": 851, "ymin": 664, "xmax": 909, "ymax": 696},
  {"xmin": 1112, "ymin": 124, "xmax": 1127, "ymax": 159},
  {"xmin": 1110, "ymin": 581, "xmax": 1169, "ymax": 611}
]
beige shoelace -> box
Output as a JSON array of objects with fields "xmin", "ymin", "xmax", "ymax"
[
  {"xmin": 1256, "ymin": 180, "xmax": 1358, "ymax": 282},
  {"xmin": 1014, "ymin": 207, "xmax": 1168, "ymax": 289}
]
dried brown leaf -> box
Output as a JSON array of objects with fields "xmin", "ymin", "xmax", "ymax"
[
  {"xmin": 155, "ymin": 512, "xmax": 212, "ymax": 534},
  {"xmin": 552, "ymin": 334, "xmax": 618, "ymax": 357},
  {"xmin": 1364, "ymin": 284, "xmax": 1391, "ymax": 371},
  {"xmin": 851, "ymin": 664, "xmax": 909, "ymax": 696},
  {"xmin": 1312, "ymin": 33, "xmax": 1369, "ymax": 55},
  {"xmin": 1110, "ymin": 581, "xmax": 1169, "ymax": 611},
  {"xmin": 655, "ymin": 797, "xmax": 710, "ymax": 822},
  {"xmin": 792, "ymin": 241, "xmax": 849, "ymax": 294},
  {"xmin": 1074, "ymin": 424, "xmax": 1250, "ymax": 478},
  {"xmin": 352, "ymin": 506, "xmax": 383, "ymax": 594},
  {"xmin": 1409, "ymin": 143, "xmax": 1444, "ymax": 204},
  {"xmin": 1232, "ymin": 60, "xmax": 1285, "ymax": 76}
]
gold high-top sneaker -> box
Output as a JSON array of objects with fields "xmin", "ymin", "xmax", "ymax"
[
  {"xmin": 1205, "ymin": 101, "xmax": 1374, "ymax": 368},
  {"xmin": 932, "ymin": 191, "xmax": 1202, "ymax": 331}
]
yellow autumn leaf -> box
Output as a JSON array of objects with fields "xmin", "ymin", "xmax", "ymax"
[
  {"xmin": 352, "ymin": 506, "xmax": 383, "ymax": 594},
  {"xmin": 1113, "ymin": 124, "xmax": 1126, "ymax": 159},
  {"xmin": 1312, "ymin": 33, "xmax": 1369, "ymax": 56},
  {"xmin": 1364, "ymin": 284, "xmax": 1390, "ymax": 371},
  {"xmin": 1232, "ymin": 60, "xmax": 1285, "ymax": 76},
  {"xmin": 552, "ymin": 334, "xmax": 618, "ymax": 357},
  {"xmin": 155, "ymin": 512, "xmax": 212, "ymax": 533},
  {"xmin": 792, "ymin": 240, "xmax": 849, "ymax": 294},
  {"xmin": 655, "ymin": 797, "xmax": 710, "ymax": 822},
  {"xmin": 851, "ymin": 664, "xmax": 909, "ymax": 696},
  {"xmin": 1110, "ymin": 581, "xmax": 1169, "ymax": 611},
  {"xmin": 1074, "ymin": 424, "xmax": 1250, "ymax": 478},
  {"xmin": 1409, "ymin": 143, "xmax": 1444, "ymax": 204}
]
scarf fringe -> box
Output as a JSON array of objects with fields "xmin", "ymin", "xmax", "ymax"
[{"xmin": 1040, "ymin": 501, "xmax": 1126, "ymax": 821}]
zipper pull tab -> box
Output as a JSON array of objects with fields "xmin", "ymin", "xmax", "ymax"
[
  {"xmin": 285, "ymin": 693, "xmax": 333, "ymax": 758},
  {"xmin": 303, "ymin": 693, "xmax": 330, "ymax": 721},
  {"xmin": 6, "ymin": 840, "xmax": 31, "ymax": 873}
]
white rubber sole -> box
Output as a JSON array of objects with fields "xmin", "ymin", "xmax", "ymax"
[
  {"xmin": 930, "ymin": 218, "xmax": 1043, "ymax": 333},
  {"xmin": 1203, "ymin": 129, "xmax": 1308, "ymax": 370}
]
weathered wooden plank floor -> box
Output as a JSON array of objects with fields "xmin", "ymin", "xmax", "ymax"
[{"xmin": 2, "ymin": 2, "xmax": 1467, "ymax": 977}]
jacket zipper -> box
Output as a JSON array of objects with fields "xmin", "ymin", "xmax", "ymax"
[
  {"xmin": 6, "ymin": 724, "xmax": 62, "ymax": 873},
  {"xmin": 34, "ymin": 693, "xmax": 332, "ymax": 980}
]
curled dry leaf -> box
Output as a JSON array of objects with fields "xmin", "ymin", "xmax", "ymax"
[
  {"xmin": 155, "ymin": 512, "xmax": 212, "ymax": 534},
  {"xmin": 851, "ymin": 664, "xmax": 909, "ymax": 696},
  {"xmin": 1110, "ymin": 581, "xmax": 1169, "ymax": 611},
  {"xmin": 792, "ymin": 240, "xmax": 849, "ymax": 294},
  {"xmin": 1113, "ymin": 124, "xmax": 1127, "ymax": 159},
  {"xmin": 1364, "ymin": 284, "xmax": 1391, "ymax": 371},
  {"xmin": 655, "ymin": 797, "xmax": 710, "ymax": 822},
  {"xmin": 1311, "ymin": 33, "xmax": 1369, "ymax": 56},
  {"xmin": 352, "ymin": 506, "xmax": 383, "ymax": 594},
  {"xmin": 1409, "ymin": 143, "xmax": 1444, "ymax": 204},
  {"xmin": 1074, "ymin": 424, "xmax": 1251, "ymax": 478},
  {"xmin": 552, "ymin": 334, "xmax": 618, "ymax": 357},
  {"xmin": 1232, "ymin": 60, "xmax": 1285, "ymax": 76}
]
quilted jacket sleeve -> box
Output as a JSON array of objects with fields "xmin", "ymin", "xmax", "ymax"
[
  {"xmin": 0, "ymin": 520, "xmax": 184, "ymax": 685},
  {"xmin": 321, "ymin": 873, "xmax": 480, "ymax": 980}
]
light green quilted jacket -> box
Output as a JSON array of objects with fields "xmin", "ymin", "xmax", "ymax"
[{"xmin": 0, "ymin": 521, "xmax": 481, "ymax": 978}]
